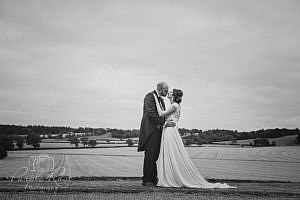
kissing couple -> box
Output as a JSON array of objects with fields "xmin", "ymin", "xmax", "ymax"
[{"xmin": 138, "ymin": 81, "xmax": 236, "ymax": 188}]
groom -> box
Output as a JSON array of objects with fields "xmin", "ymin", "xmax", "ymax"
[{"xmin": 138, "ymin": 81, "xmax": 175, "ymax": 186}]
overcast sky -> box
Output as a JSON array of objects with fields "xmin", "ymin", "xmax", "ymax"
[{"xmin": 0, "ymin": 0, "xmax": 299, "ymax": 131}]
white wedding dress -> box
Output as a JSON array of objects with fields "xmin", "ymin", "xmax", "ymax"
[{"xmin": 155, "ymin": 97, "xmax": 236, "ymax": 188}]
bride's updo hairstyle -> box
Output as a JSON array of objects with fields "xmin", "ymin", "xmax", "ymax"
[{"xmin": 173, "ymin": 89, "xmax": 183, "ymax": 104}]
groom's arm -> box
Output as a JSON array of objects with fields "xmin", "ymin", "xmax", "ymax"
[
  {"xmin": 144, "ymin": 93, "xmax": 164, "ymax": 125},
  {"xmin": 153, "ymin": 94, "xmax": 176, "ymax": 117}
]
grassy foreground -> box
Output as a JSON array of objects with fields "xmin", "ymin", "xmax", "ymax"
[{"xmin": 0, "ymin": 179, "xmax": 299, "ymax": 200}]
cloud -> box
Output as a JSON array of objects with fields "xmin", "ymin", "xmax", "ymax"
[{"xmin": 0, "ymin": 0, "xmax": 299, "ymax": 130}]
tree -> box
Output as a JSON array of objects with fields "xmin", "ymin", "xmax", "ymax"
[
  {"xmin": 253, "ymin": 138, "xmax": 270, "ymax": 147},
  {"xmin": 6, "ymin": 128, "xmax": 16, "ymax": 135},
  {"xmin": 0, "ymin": 146, "xmax": 7, "ymax": 159},
  {"xmin": 80, "ymin": 137, "xmax": 89, "ymax": 148},
  {"xmin": 231, "ymin": 139, "xmax": 237, "ymax": 144},
  {"xmin": 195, "ymin": 137, "xmax": 203, "ymax": 146},
  {"xmin": 0, "ymin": 135, "xmax": 9, "ymax": 159},
  {"xmin": 88, "ymin": 139, "xmax": 97, "ymax": 147},
  {"xmin": 297, "ymin": 134, "xmax": 300, "ymax": 145},
  {"xmin": 26, "ymin": 133, "xmax": 41, "ymax": 149},
  {"xmin": 184, "ymin": 139, "xmax": 193, "ymax": 146},
  {"xmin": 16, "ymin": 136, "xmax": 24, "ymax": 149},
  {"xmin": 77, "ymin": 127, "xmax": 84, "ymax": 133},
  {"xmin": 126, "ymin": 139, "xmax": 134, "ymax": 147},
  {"xmin": 58, "ymin": 133, "xmax": 63, "ymax": 139},
  {"xmin": 7, "ymin": 137, "xmax": 14, "ymax": 150},
  {"xmin": 70, "ymin": 136, "xmax": 80, "ymax": 148},
  {"xmin": 95, "ymin": 128, "xmax": 106, "ymax": 135}
]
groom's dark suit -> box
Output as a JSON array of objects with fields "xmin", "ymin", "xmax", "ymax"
[{"xmin": 138, "ymin": 90, "xmax": 165, "ymax": 185}]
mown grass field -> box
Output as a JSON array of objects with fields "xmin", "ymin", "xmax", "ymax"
[
  {"xmin": 0, "ymin": 179, "xmax": 300, "ymax": 200},
  {"xmin": 1, "ymin": 146, "xmax": 299, "ymax": 182},
  {"xmin": 0, "ymin": 191, "xmax": 298, "ymax": 200}
]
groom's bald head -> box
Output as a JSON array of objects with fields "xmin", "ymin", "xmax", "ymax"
[{"xmin": 157, "ymin": 81, "xmax": 169, "ymax": 97}]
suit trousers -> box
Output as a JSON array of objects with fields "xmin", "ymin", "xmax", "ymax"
[{"xmin": 142, "ymin": 129, "xmax": 162, "ymax": 184}]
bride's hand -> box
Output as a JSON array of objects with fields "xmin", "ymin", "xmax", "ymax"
[{"xmin": 164, "ymin": 121, "xmax": 176, "ymax": 128}]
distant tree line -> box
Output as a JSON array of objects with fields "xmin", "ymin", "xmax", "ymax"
[
  {"xmin": 1, "ymin": 125, "xmax": 299, "ymax": 141},
  {"xmin": 179, "ymin": 128, "xmax": 300, "ymax": 146},
  {"xmin": 0, "ymin": 125, "xmax": 140, "ymax": 138},
  {"xmin": 108, "ymin": 129, "xmax": 139, "ymax": 138},
  {"xmin": 69, "ymin": 135, "xmax": 97, "ymax": 148},
  {"xmin": 250, "ymin": 138, "xmax": 276, "ymax": 147},
  {"xmin": 0, "ymin": 131, "xmax": 41, "ymax": 159},
  {"xmin": 1, "ymin": 124, "xmax": 299, "ymax": 159}
]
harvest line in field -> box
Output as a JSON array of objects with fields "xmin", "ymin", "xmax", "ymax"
[{"xmin": 9, "ymin": 152, "xmax": 300, "ymax": 164}]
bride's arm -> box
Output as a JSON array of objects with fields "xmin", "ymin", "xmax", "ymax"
[{"xmin": 153, "ymin": 94, "xmax": 176, "ymax": 117}]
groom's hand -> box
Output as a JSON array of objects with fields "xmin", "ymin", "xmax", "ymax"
[{"xmin": 165, "ymin": 121, "xmax": 176, "ymax": 127}]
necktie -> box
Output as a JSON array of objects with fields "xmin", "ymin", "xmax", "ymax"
[{"xmin": 159, "ymin": 97, "xmax": 165, "ymax": 111}]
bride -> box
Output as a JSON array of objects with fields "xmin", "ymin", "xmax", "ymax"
[{"xmin": 153, "ymin": 89, "xmax": 236, "ymax": 188}]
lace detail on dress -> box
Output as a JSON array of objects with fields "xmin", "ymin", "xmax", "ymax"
[{"xmin": 166, "ymin": 103, "xmax": 180, "ymax": 124}]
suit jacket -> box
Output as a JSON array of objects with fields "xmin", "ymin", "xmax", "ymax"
[{"xmin": 138, "ymin": 90, "xmax": 165, "ymax": 151}]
